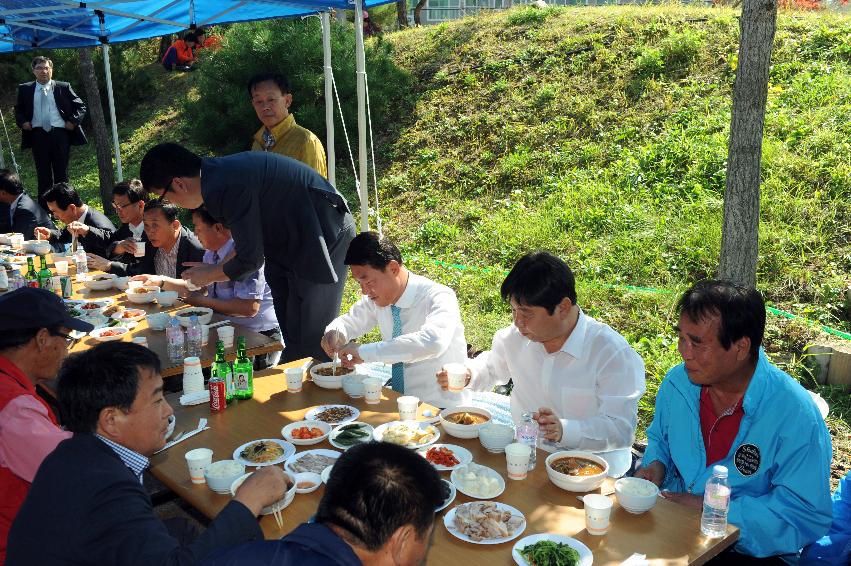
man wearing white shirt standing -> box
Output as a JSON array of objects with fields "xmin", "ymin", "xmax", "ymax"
[
  {"xmin": 436, "ymin": 251, "xmax": 645, "ymax": 475},
  {"xmin": 321, "ymin": 232, "xmax": 469, "ymax": 408}
]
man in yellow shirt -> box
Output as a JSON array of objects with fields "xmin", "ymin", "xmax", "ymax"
[{"xmin": 249, "ymin": 73, "xmax": 328, "ymax": 178}]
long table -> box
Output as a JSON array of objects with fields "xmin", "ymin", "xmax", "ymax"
[
  {"xmin": 67, "ymin": 280, "xmax": 282, "ymax": 378},
  {"xmin": 150, "ymin": 359, "xmax": 739, "ymax": 566}
]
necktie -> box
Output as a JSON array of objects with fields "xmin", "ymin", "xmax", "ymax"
[
  {"xmin": 40, "ymin": 86, "xmax": 52, "ymax": 132},
  {"xmin": 390, "ymin": 305, "xmax": 404, "ymax": 393}
]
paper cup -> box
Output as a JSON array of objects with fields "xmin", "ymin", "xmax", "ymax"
[
  {"xmin": 505, "ymin": 442, "xmax": 533, "ymax": 480},
  {"xmin": 397, "ymin": 395, "xmax": 420, "ymax": 420},
  {"xmin": 200, "ymin": 324, "xmax": 210, "ymax": 346},
  {"xmin": 185, "ymin": 448, "xmax": 213, "ymax": 484},
  {"xmin": 133, "ymin": 241, "xmax": 146, "ymax": 258},
  {"xmin": 182, "ymin": 356, "xmax": 204, "ymax": 394},
  {"xmin": 363, "ymin": 377, "xmax": 383, "ymax": 405},
  {"xmin": 584, "ymin": 494, "xmax": 614, "ymax": 535},
  {"xmin": 216, "ymin": 326, "xmax": 235, "ymax": 348},
  {"xmin": 444, "ymin": 362, "xmax": 467, "ymax": 392},
  {"xmin": 54, "ymin": 260, "xmax": 69, "ymax": 275},
  {"xmin": 284, "ymin": 367, "xmax": 303, "ymax": 393},
  {"xmin": 132, "ymin": 336, "xmax": 149, "ymax": 348}
]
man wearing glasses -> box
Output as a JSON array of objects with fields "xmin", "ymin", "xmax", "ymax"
[
  {"xmin": 14, "ymin": 56, "xmax": 87, "ymax": 210},
  {"xmin": 0, "ymin": 287, "xmax": 93, "ymax": 562},
  {"xmin": 83, "ymin": 180, "xmax": 150, "ymax": 274}
]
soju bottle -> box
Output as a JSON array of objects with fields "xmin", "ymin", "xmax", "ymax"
[
  {"xmin": 233, "ymin": 336, "xmax": 253, "ymax": 400},
  {"xmin": 24, "ymin": 257, "xmax": 39, "ymax": 288},
  {"xmin": 38, "ymin": 257, "xmax": 52, "ymax": 290},
  {"xmin": 212, "ymin": 340, "xmax": 235, "ymax": 403}
]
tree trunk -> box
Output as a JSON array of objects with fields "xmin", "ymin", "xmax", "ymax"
[
  {"xmin": 414, "ymin": 0, "xmax": 428, "ymax": 25},
  {"xmin": 158, "ymin": 35, "xmax": 172, "ymax": 62},
  {"xmin": 718, "ymin": 0, "xmax": 777, "ymax": 288},
  {"xmin": 397, "ymin": 0, "xmax": 410, "ymax": 28},
  {"xmin": 78, "ymin": 47, "xmax": 115, "ymax": 211}
]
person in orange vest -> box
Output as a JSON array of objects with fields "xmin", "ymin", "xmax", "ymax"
[{"xmin": 161, "ymin": 32, "xmax": 198, "ymax": 72}]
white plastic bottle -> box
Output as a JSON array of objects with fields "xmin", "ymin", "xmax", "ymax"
[
  {"xmin": 186, "ymin": 315, "xmax": 202, "ymax": 357},
  {"xmin": 700, "ymin": 465, "xmax": 730, "ymax": 538},
  {"xmin": 516, "ymin": 412, "xmax": 539, "ymax": 470},
  {"xmin": 166, "ymin": 318, "xmax": 185, "ymax": 363},
  {"xmin": 74, "ymin": 246, "xmax": 88, "ymax": 274}
]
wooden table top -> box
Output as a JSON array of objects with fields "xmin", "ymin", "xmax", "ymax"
[
  {"xmin": 67, "ymin": 279, "xmax": 282, "ymax": 378},
  {"xmin": 150, "ymin": 359, "xmax": 739, "ymax": 566}
]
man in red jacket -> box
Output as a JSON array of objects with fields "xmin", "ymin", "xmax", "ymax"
[{"xmin": 0, "ymin": 287, "xmax": 93, "ymax": 562}]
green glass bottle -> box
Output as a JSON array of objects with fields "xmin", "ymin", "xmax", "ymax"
[
  {"xmin": 38, "ymin": 256, "xmax": 52, "ymax": 290},
  {"xmin": 233, "ymin": 336, "xmax": 253, "ymax": 400},
  {"xmin": 212, "ymin": 340, "xmax": 235, "ymax": 403},
  {"xmin": 24, "ymin": 257, "xmax": 39, "ymax": 288}
]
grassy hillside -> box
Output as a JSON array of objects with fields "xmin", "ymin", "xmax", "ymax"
[{"xmin": 3, "ymin": 5, "xmax": 848, "ymax": 482}]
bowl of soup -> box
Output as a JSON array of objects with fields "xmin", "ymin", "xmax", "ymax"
[
  {"xmin": 439, "ymin": 406, "xmax": 492, "ymax": 439},
  {"xmin": 309, "ymin": 362, "xmax": 353, "ymax": 389},
  {"xmin": 545, "ymin": 451, "xmax": 609, "ymax": 493}
]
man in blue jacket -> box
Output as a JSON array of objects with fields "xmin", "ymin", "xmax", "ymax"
[
  {"xmin": 800, "ymin": 471, "xmax": 851, "ymax": 565},
  {"xmin": 635, "ymin": 280, "xmax": 832, "ymax": 561}
]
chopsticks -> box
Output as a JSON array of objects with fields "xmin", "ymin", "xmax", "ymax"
[
  {"xmin": 206, "ymin": 319, "xmax": 232, "ymax": 329},
  {"xmin": 272, "ymin": 508, "xmax": 283, "ymax": 529}
]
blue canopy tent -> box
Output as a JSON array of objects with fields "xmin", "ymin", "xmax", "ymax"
[{"xmin": 0, "ymin": 0, "xmax": 387, "ymax": 229}]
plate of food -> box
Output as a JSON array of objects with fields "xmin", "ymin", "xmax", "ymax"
[
  {"xmin": 328, "ymin": 421, "xmax": 374, "ymax": 450},
  {"xmin": 305, "ymin": 404, "xmax": 360, "ymax": 425},
  {"xmin": 89, "ymin": 327, "xmax": 129, "ymax": 342},
  {"xmin": 436, "ymin": 478, "xmax": 456, "ymax": 513},
  {"xmin": 373, "ymin": 421, "xmax": 439, "ymax": 449},
  {"xmin": 451, "ymin": 463, "xmax": 505, "ymax": 499},
  {"xmin": 111, "ymin": 308, "xmax": 147, "ymax": 323},
  {"xmin": 284, "ymin": 449, "xmax": 342, "ymax": 475},
  {"xmin": 232, "ymin": 439, "xmax": 295, "ymax": 467},
  {"xmin": 281, "ymin": 420, "xmax": 331, "ymax": 446},
  {"xmin": 512, "ymin": 534, "xmax": 593, "ymax": 566},
  {"xmin": 417, "ymin": 444, "xmax": 473, "ymax": 471},
  {"xmin": 444, "ymin": 501, "xmax": 526, "ymax": 545}
]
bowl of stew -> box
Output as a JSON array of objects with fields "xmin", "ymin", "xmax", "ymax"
[
  {"xmin": 545, "ymin": 451, "xmax": 609, "ymax": 493},
  {"xmin": 439, "ymin": 406, "xmax": 492, "ymax": 439}
]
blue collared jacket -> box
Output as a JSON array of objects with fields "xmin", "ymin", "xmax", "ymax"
[{"xmin": 643, "ymin": 351, "xmax": 833, "ymax": 558}]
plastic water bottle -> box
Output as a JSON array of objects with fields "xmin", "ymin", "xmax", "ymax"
[
  {"xmin": 186, "ymin": 315, "xmax": 202, "ymax": 357},
  {"xmin": 74, "ymin": 246, "xmax": 88, "ymax": 274},
  {"xmin": 700, "ymin": 465, "xmax": 731, "ymax": 538},
  {"xmin": 516, "ymin": 412, "xmax": 539, "ymax": 470},
  {"xmin": 166, "ymin": 318, "xmax": 185, "ymax": 363}
]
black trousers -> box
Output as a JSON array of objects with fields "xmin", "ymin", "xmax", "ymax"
[
  {"xmin": 265, "ymin": 223, "xmax": 355, "ymax": 364},
  {"xmin": 30, "ymin": 127, "xmax": 70, "ymax": 209}
]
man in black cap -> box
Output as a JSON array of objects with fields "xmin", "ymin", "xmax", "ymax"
[{"xmin": 0, "ymin": 287, "xmax": 93, "ymax": 562}]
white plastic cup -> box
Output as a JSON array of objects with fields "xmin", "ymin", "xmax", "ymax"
[
  {"xmin": 363, "ymin": 377, "xmax": 383, "ymax": 405},
  {"xmin": 132, "ymin": 336, "xmax": 149, "ymax": 348},
  {"xmin": 54, "ymin": 260, "xmax": 69, "ymax": 275},
  {"xmin": 185, "ymin": 448, "xmax": 213, "ymax": 484},
  {"xmin": 182, "ymin": 356, "xmax": 204, "ymax": 394},
  {"xmin": 284, "ymin": 367, "xmax": 303, "ymax": 393},
  {"xmin": 9, "ymin": 234, "xmax": 23, "ymax": 249},
  {"xmin": 133, "ymin": 241, "xmax": 146, "ymax": 258},
  {"xmin": 584, "ymin": 494, "xmax": 614, "ymax": 535},
  {"xmin": 397, "ymin": 395, "xmax": 420, "ymax": 420},
  {"xmin": 444, "ymin": 362, "xmax": 467, "ymax": 392},
  {"xmin": 505, "ymin": 442, "xmax": 533, "ymax": 480},
  {"xmin": 216, "ymin": 325, "xmax": 235, "ymax": 348},
  {"xmin": 200, "ymin": 324, "xmax": 210, "ymax": 346}
]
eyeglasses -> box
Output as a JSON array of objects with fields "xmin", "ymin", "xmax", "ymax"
[
  {"xmin": 112, "ymin": 201, "xmax": 133, "ymax": 211},
  {"xmin": 48, "ymin": 329, "xmax": 75, "ymax": 349}
]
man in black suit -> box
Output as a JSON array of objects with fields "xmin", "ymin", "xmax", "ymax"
[
  {"xmin": 0, "ymin": 169, "xmax": 58, "ymax": 245},
  {"xmin": 14, "ymin": 56, "xmax": 87, "ymax": 209},
  {"xmin": 83, "ymin": 179, "xmax": 150, "ymax": 274},
  {"xmin": 34, "ymin": 183, "xmax": 116, "ymax": 258},
  {"xmin": 7, "ymin": 342, "xmax": 286, "ymax": 566},
  {"xmin": 140, "ymin": 144, "xmax": 356, "ymax": 363}
]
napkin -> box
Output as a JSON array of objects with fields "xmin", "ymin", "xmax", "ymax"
[{"xmin": 180, "ymin": 390, "xmax": 210, "ymax": 406}]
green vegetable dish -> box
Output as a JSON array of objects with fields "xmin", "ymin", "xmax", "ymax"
[
  {"xmin": 520, "ymin": 540, "xmax": 580, "ymax": 566},
  {"xmin": 332, "ymin": 423, "xmax": 371, "ymax": 446}
]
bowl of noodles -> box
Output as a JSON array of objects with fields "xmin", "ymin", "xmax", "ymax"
[{"xmin": 545, "ymin": 451, "xmax": 609, "ymax": 493}]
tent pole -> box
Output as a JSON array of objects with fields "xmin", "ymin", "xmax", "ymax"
[
  {"xmin": 354, "ymin": 0, "xmax": 368, "ymax": 232},
  {"xmin": 101, "ymin": 42, "xmax": 123, "ymax": 181},
  {"xmin": 321, "ymin": 11, "xmax": 336, "ymax": 187}
]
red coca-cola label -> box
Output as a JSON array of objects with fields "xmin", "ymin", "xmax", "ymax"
[{"xmin": 209, "ymin": 380, "xmax": 226, "ymax": 413}]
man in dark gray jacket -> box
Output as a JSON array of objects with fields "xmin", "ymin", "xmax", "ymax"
[{"xmin": 140, "ymin": 144, "xmax": 355, "ymax": 363}]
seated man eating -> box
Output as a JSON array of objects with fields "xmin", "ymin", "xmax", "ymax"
[
  {"xmin": 83, "ymin": 179, "xmax": 150, "ymax": 275},
  {"xmin": 436, "ymin": 251, "xmax": 646, "ymax": 476},
  {"xmin": 321, "ymin": 231, "xmax": 468, "ymax": 408},
  {"xmin": 635, "ymin": 280, "xmax": 833, "ymax": 561},
  {"xmin": 34, "ymin": 182, "xmax": 115, "ymax": 257}
]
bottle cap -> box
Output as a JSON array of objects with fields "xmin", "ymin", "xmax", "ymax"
[{"xmin": 713, "ymin": 465, "xmax": 728, "ymax": 477}]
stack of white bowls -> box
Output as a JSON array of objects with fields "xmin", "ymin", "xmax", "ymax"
[
  {"xmin": 478, "ymin": 423, "xmax": 515, "ymax": 453},
  {"xmin": 183, "ymin": 357, "xmax": 205, "ymax": 394}
]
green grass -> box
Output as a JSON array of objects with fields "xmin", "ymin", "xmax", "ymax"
[{"xmin": 3, "ymin": 5, "xmax": 848, "ymax": 485}]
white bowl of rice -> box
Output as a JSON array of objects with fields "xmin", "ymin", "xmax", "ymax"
[
  {"xmin": 205, "ymin": 460, "xmax": 246, "ymax": 494},
  {"xmin": 614, "ymin": 477, "xmax": 659, "ymax": 514}
]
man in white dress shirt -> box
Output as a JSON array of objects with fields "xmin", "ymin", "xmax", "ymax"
[
  {"xmin": 321, "ymin": 232, "xmax": 468, "ymax": 408},
  {"xmin": 436, "ymin": 251, "xmax": 645, "ymax": 475}
]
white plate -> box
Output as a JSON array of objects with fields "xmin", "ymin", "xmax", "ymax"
[
  {"xmin": 232, "ymin": 438, "xmax": 295, "ymax": 467},
  {"xmin": 436, "ymin": 479, "xmax": 456, "ymax": 512},
  {"xmin": 111, "ymin": 309, "xmax": 147, "ymax": 323},
  {"xmin": 417, "ymin": 443, "xmax": 473, "ymax": 471},
  {"xmin": 444, "ymin": 502, "xmax": 526, "ymax": 545},
  {"xmin": 328, "ymin": 421, "xmax": 374, "ymax": 450},
  {"xmin": 512, "ymin": 533, "xmax": 593, "ymax": 566},
  {"xmin": 451, "ymin": 463, "xmax": 506, "ymax": 499},
  {"xmin": 321, "ymin": 464, "xmax": 333, "ymax": 484},
  {"xmin": 305, "ymin": 404, "xmax": 360, "ymax": 425},
  {"xmin": 284, "ymin": 448, "xmax": 342, "ymax": 475},
  {"xmin": 281, "ymin": 420, "xmax": 331, "ymax": 446},
  {"xmin": 373, "ymin": 420, "xmax": 440, "ymax": 449}
]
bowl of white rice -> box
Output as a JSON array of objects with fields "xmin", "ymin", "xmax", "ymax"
[
  {"xmin": 205, "ymin": 460, "xmax": 246, "ymax": 494},
  {"xmin": 614, "ymin": 477, "xmax": 659, "ymax": 514}
]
